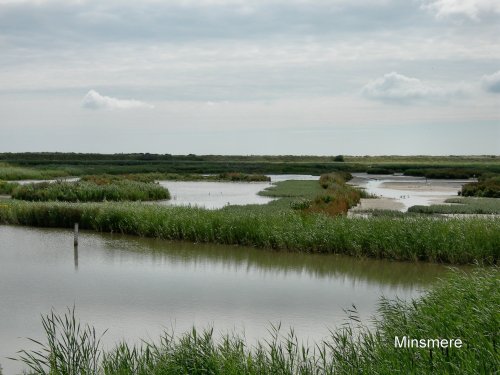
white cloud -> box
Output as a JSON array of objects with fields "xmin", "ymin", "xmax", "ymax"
[
  {"xmin": 422, "ymin": 0, "xmax": 500, "ymax": 20},
  {"xmin": 361, "ymin": 72, "xmax": 466, "ymax": 103},
  {"xmin": 81, "ymin": 90, "xmax": 154, "ymax": 110},
  {"xmin": 481, "ymin": 70, "xmax": 500, "ymax": 93}
]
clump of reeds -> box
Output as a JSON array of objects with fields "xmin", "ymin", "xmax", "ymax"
[
  {"xmin": 11, "ymin": 180, "xmax": 170, "ymax": 202},
  {"xmin": 409, "ymin": 197, "xmax": 500, "ymax": 215},
  {"xmin": 15, "ymin": 307, "xmax": 104, "ymax": 375},
  {"xmin": 308, "ymin": 172, "xmax": 362, "ymax": 216},
  {"xmin": 0, "ymin": 180, "xmax": 19, "ymax": 194}
]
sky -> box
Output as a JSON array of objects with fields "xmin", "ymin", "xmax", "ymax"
[{"xmin": 0, "ymin": 0, "xmax": 499, "ymax": 155}]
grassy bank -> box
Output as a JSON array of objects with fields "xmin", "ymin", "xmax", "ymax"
[
  {"xmin": 259, "ymin": 173, "xmax": 366, "ymax": 215},
  {"xmin": 409, "ymin": 197, "xmax": 500, "ymax": 215},
  {"xmin": 16, "ymin": 268, "xmax": 499, "ymax": 374},
  {"xmin": 1, "ymin": 201, "xmax": 498, "ymax": 264},
  {"xmin": 11, "ymin": 180, "xmax": 170, "ymax": 202}
]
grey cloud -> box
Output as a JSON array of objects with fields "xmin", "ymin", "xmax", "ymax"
[
  {"xmin": 481, "ymin": 71, "xmax": 500, "ymax": 93},
  {"xmin": 0, "ymin": 0, "xmax": 426, "ymax": 47},
  {"xmin": 421, "ymin": 0, "xmax": 500, "ymax": 20},
  {"xmin": 82, "ymin": 90, "xmax": 153, "ymax": 110},
  {"xmin": 361, "ymin": 72, "xmax": 467, "ymax": 103}
]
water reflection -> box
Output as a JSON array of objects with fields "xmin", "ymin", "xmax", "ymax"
[
  {"xmin": 101, "ymin": 234, "xmax": 447, "ymax": 290},
  {"xmin": 74, "ymin": 245, "xmax": 79, "ymax": 270}
]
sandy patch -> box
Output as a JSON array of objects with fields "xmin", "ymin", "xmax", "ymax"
[{"xmin": 379, "ymin": 181, "xmax": 464, "ymax": 193}]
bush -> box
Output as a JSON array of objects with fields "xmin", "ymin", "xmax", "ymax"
[{"xmin": 460, "ymin": 175, "xmax": 500, "ymax": 198}]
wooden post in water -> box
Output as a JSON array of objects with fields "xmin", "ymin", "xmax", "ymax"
[{"xmin": 74, "ymin": 223, "xmax": 79, "ymax": 247}]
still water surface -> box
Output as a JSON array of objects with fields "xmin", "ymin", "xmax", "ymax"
[
  {"xmin": 1, "ymin": 225, "xmax": 448, "ymax": 374},
  {"xmin": 158, "ymin": 175, "xmax": 319, "ymax": 209}
]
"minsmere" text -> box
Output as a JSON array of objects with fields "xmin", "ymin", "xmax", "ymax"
[{"xmin": 395, "ymin": 336, "xmax": 463, "ymax": 349}]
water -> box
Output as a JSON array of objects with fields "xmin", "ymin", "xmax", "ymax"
[
  {"xmin": 158, "ymin": 175, "xmax": 318, "ymax": 209},
  {"xmin": 158, "ymin": 181, "xmax": 275, "ymax": 209},
  {"xmin": 10, "ymin": 177, "xmax": 79, "ymax": 185},
  {"xmin": 0, "ymin": 225, "xmax": 448, "ymax": 374},
  {"xmin": 350, "ymin": 173, "xmax": 472, "ymax": 211}
]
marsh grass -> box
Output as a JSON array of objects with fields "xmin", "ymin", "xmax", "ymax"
[
  {"xmin": 15, "ymin": 307, "xmax": 104, "ymax": 375},
  {"xmin": 1, "ymin": 200, "xmax": 498, "ymax": 264},
  {"xmin": 0, "ymin": 180, "xmax": 18, "ymax": 194},
  {"xmin": 15, "ymin": 268, "xmax": 499, "ymax": 374},
  {"xmin": 409, "ymin": 197, "xmax": 500, "ymax": 215},
  {"xmin": 82, "ymin": 173, "xmax": 270, "ymax": 183},
  {"xmin": 0, "ymin": 163, "xmax": 71, "ymax": 180},
  {"xmin": 259, "ymin": 180, "xmax": 323, "ymax": 199},
  {"xmin": 11, "ymin": 180, "xmax": 170, "ymax": 202},
  {"xmin": 260, "ymin": 174, "xmax": 364, "ymax": 216}
]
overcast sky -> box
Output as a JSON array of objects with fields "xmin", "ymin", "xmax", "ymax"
[{"xmin": 0, "ymin": 0, "xmax": 499, "ymax": 155}]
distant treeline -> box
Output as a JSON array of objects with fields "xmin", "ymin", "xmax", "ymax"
[
  {"xmin": 0, "ymin": 153, "xmax": 499, "ymax": 178},
  {"xmin": 0, "ymin": 152, "xmax": 497, "ymax": 163}
]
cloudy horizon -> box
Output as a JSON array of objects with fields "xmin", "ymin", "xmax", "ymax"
[{"xmin": 0, "ymin": 0, "xmax": 499, "ymax": 155}]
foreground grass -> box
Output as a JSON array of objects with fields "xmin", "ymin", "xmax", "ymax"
[
  {"xmin": 10, "ymin": 180, "xmax": 170, "ymax": 202},
  {"xmin": 1, "ymin": 201, "xmax": 498, "ymax": 264},
  {"xmin": 409, "ymin": 197, "xmax": 500, "ymax": 215},
  {"xmin": 15, "ymin": 268, "xmax": 499, "ymax": 374}
]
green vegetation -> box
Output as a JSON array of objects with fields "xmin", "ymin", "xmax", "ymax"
[
  {"xmin": 1, "ymin": 153, "xmax": 499, "ymax": 179},
  {"xmin": 0, "ymin": 180, "xmax": 18, "ymax": 195},
  {"xmin": 259, "ymin": 173, "xmax": 365, "ymax": 216},
  {"xmin": 403, "ymin": 168, "xmax": 480, "ymax": 179},
  {"xmin": 259, "ymin": 180, "xmax": 323, "ymax": 199},
  {"xmin": 307, "ymin": 173, "xmax": 362, "ymax": 215},
  {"xmin": 15, "ymin": 268, "xmax": 499, "ymax": 374},
  {"xmin": 83, "ymin": 172, "xmax": 270, "ymax": 183},
  {"xmin": 0, "ymin": 200, "xmax": 498, "ymax": 264},
  {"xmin": 0, "ymin": 163, "xmax": 71, "ymax": 180},
  {"xmin": 460, "ymin": 175, "xmax": 500, "ymax": 198},
  {"xmin": 11, "ymin": 180, "xmax": 170, "ymax": 202},
  {"xmin": 409, "ymin": 197, "xmax": 500, "ymax": 215}
]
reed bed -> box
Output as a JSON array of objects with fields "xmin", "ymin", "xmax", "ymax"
[
  {"xmin": 0, "ymin": 164, "xmax": 70, "ymax": 180},
  {"xmin": 260, "ymin": 173, "xmax": 366, "ymax": 216},
  {"xmin": 0, "ymin": 180, "xmax": 18, "ymax": 194},
  {"xmin": 409, "ymin": 197, "xmax": 500, "ymax": 215},
  {"xmin": 10, "ymin": 180, "xmax": 170, "ymax": 202},
  {"xmin": 1, "ymin": 201, "xmax": 498, "ymax": 264},
  {"xmin": 82, "ymin": 173, "xmax": 271, "ymax": 183},
  {"xmin": 15, "ymin": 268, "xmax": 499, "ymax": 374}
]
